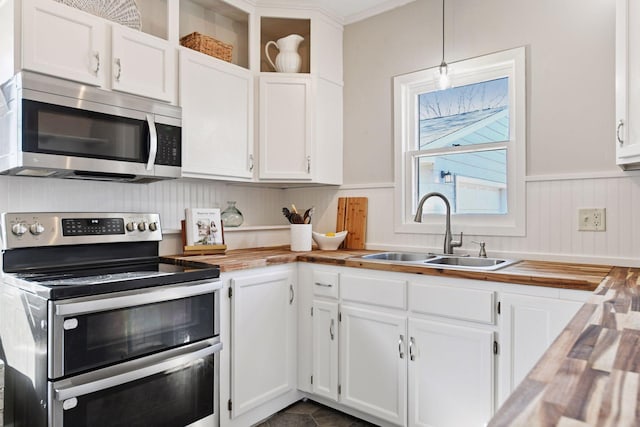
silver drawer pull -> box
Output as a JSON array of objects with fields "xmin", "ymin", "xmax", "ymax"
[
  {"xmin": 314, "ymin": 282, "xmax": 333, "ymax": 288},
  {"xmin": 330, "ymin": 319, "xmax": 335, "ymax": 340},
  {"xmin": 399, "ymin": 334, "xmax": 405, "ymax": 359}
]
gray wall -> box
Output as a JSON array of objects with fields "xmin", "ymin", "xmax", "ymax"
[{"xmin": 343, "ymin": 0, "xmax": 615, "ymax": 184}]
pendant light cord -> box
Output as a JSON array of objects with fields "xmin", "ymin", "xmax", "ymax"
[{"xmin": 441, "ymin": 0, "xmax": 445, "ymax": 64}]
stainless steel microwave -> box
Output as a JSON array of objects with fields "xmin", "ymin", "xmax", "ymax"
[{"xmin": 0, "ymin": 72, "xmax": 181, "ymax": 183}]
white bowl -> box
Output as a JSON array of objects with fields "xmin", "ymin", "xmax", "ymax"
[{"xmin": 312, "ymin": 231, "xmax": 348, "ymax": 250}]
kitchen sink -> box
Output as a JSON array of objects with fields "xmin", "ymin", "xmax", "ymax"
[
  {"xmin": 359, "ymin": 252, "xmax": 435, "ymax": 262},
  {"xmin": 353, "ymin": 252, "xmax": 519, "ymax": 271},
  {"xmin": 423, "ymin": 256, "xmax": 519, "ymax": 270}
]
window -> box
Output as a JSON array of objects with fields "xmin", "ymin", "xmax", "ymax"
[{"xmin": 394, "ymin": 47, "xmax": 525, "ymax": 236}]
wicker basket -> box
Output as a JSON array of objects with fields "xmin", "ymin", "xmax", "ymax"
[{"xmin": 180, "ymin": 32, "xmax": 233, "ymax": 63}]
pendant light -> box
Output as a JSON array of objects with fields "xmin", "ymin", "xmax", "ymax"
[{"xmin": 438, "ymin": 0, "xmax": 450, "ymax": 90}]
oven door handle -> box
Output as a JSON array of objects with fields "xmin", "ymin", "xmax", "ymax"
[
  {"xmin": 55, "ymin": 280, "xmax": 222, "ymax": 316},
  {"xmin": 53, "ymin": 340, "xmax": 222, "ymax": 401}
]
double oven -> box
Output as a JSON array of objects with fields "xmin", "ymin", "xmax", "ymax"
[{"xmin": 0, "ymin": 212, "xmax": 222, "ymax": 427}]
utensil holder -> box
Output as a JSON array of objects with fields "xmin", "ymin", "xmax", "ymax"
[{"xmin": 290, "ymin": 224, "xmax": 312, "ymax": 251}]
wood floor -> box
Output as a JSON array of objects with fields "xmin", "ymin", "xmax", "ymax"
[{"xmin": 255, "ymin": 399, "xmax": 377, "ymax": 427}]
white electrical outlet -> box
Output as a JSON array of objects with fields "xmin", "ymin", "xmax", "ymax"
[{"xmin": 578, "ymin": 208, "xmax": 606, "ymax": 231}]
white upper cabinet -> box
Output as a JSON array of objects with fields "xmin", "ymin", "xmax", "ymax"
[
  {"xmin": 256, "ymin": 11, "xmax": 343, "ymax": 185},
  {"xmin": 616, "ymin": 0, "xmax": 640, "ymax": 168},
  {"xmin": 21, "ymin": 0, "xmax": 105, "ymax": 86},
  {"xmin": 180, "ymin": 48, "xmax": 254, "ymax": 180},
  {"xmin": 259, "ymin": 75, "xmax": 312, "ymax": 180},
  {"xmin": 4, "ymin": 0, "xmax": 175, "ymax": 102},
  {"xmin": 111, "ymin": 25, "xmax": 175, "ymax": 101}
]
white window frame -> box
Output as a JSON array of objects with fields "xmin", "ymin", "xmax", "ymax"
[{"xmin": 393, "ymin": 47, "xmax": 526, "ymax": 237}]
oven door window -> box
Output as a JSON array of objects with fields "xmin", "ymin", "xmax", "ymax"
[
  {"xmin": 63, "ymin": 293, "xmax": 215, "ymax": 376},
  {"xmin": 62, "ymin": 353, "xmax": 215, "ymax": 427},
  {"xmin": 21, "ymin": 99, "xmax": 149, "ymax": 163}
]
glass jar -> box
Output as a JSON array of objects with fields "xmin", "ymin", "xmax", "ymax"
[{"xmin": 221, "ymin": 201, "xmax": 244, "ymax": 227}]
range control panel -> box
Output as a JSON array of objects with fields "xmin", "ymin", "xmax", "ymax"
[{"xmin": 1, "ymin": 212, "xmax": 162, "ymax": 249}]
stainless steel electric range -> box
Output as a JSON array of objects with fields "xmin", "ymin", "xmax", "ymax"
[{"xmin": 0, "ymin": 212, "xmax": 222, "ymax": 427}]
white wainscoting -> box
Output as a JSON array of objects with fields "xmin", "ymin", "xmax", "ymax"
[
  {"xmin": 0, "ymin": 176, "xmax": 289, "ymax": 252},
  {"xmin": 284, "ymin": 174, "xmax": 640, "ymax": 267},
  {"xmin": 4, "ymin": 174, "xmax": 640, "ymax": 265}
]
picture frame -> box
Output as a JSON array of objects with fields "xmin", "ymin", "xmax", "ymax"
[{"xmin": 184, "ymin": 208, "xmax": 224, "ymax": 246}]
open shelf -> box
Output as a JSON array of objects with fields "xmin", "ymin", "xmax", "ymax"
[
  {"xmin": 260, "ymin": 17, "xmax": 310, "ymax": 73},
  {"xmin": 179, "ymin": 0, "xmax": 250, "ymax": 68},
  {"xmin": 136, "ymin": 0, "xmax": 168, "ymax": 39}
]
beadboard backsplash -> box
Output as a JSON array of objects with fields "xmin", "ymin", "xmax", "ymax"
[
  {"xmin": 2, "ymin": 173, "xmax": 640, "ymax": 265},
  {"xmin": 0, "ymin": 175, "xmax": 287, "ymax": 232},
  {"xmin": 285, "ymin": 173, "xmax": 640, "ymax": 267}
]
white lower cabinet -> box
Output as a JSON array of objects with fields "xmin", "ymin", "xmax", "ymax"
[
  {"xmin": 408, "ymin": 318, "xmax": 494, "ymax": 427},
  {"xmin": 497, "ymin": 292, "xmax": 587, "ymax": 405},
  {"xmin": 340, "ymin": 305, "xmax": 407, "ymax": 426},
  {"xmin": 298, "ymin": 264, "xmax": 590, "ymax": 427},
  {"xmin": 220, "ymin": 266, "xmax": 299, "ymax": 427},
  {"xmin": 311, "ymin": 299, "xmax": 339, "ymax": 401}
]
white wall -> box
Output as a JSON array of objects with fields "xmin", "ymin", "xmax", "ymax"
[{"xmin": 343, "ymin": 0, "xmax": 616, "ymax": 183}]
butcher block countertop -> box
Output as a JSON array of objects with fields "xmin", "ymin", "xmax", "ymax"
[
  {"xmin": 168, "ymin": 246, "xmax": 612, "ymax": 291},
  {"xmin": 489, "ymin": 267, "xmax": 640, "ymax": 426}
]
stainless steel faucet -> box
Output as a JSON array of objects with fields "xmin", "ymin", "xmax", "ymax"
[{"xmin": 414, "ymin": 192, "xmax": 462, "ymax": 255}]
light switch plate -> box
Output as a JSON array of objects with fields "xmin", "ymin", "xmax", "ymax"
[{"xmin": 578, "ymin": 208, "xmax": 606, "ymax": 231}]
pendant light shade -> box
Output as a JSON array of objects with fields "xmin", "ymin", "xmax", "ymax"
[{"xmin": 438, "ymin": 0, "xmax": 450, "ymax": 89}]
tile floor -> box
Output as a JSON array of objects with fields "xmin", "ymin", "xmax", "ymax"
[{"xmin": 254, "ymin": 399, "xmax": 377, "ymax": 427}]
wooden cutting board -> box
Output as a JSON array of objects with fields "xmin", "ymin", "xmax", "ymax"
[{"xmin": 336, "ymin": 197, "xmax": 368, "ymax": 249}]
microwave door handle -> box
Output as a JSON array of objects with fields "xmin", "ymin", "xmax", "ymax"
[
  {"xmin": 54, "ymin": 340, "xmax": 222, "ymax": 401},
  {"xmin": 146, "ymin": 113, "xmax": 158, "ymax": 171}
]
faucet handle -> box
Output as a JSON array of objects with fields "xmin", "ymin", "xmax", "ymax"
[
  {"xmin": 472, "ymin": 240, "xmax": 487, "ymax": 258},
  {"xmin": 451, "ymin": 231, "xmax": 463, "ymax": 248}
]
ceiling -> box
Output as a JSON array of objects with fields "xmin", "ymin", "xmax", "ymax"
[{"xmin": 257, "ymin": 0, "xmax": 417, "ymax": 24}]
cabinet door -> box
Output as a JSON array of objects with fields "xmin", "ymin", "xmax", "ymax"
[
  {"xmin": 111, "ymin": 25, "xmax": 174, "ymax": 102},
  {"xmin": 259, "ymin": 75, "xmax": 312, "ymax": 180},
  {"xmin": 230, "ymin": 270, "xmax": 296, "ymax": 418},
  {"xmin": 180, "ymin": 50, "xmax": 254, "ymax": 180},
  {"xmin": 340, "ymin": 305, "xmax": 407, "ymax": 426},
  {"xmin": 408, "ymin": 318, "xmax": 494, "ymax": 427},
  {"xmin": 616, "ymin": 0, "xmax": 640, "ymax": 166},
  {"xmin": 312, "ymin": 300, "xmax": 339, "ymax": 401},
  {"xmin": 498, "ymin": 293, "xmax": 583, "ymax": 404},
  {"xmin": 22, "ymin": 0, "xmax": 105, "ymax": 86}
]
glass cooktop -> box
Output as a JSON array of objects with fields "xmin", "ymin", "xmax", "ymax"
[{"xmin": 8, "ymin": 258, "xmax": 220, "ymax": 299}]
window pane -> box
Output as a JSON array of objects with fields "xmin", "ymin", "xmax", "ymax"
[
  {"xmin": 418, "ymin": 78, "xmax": 509, "ymax": 150},
  {"xmin": 416, "ymin": 149, "xmax": 507, "ymax": 215}
]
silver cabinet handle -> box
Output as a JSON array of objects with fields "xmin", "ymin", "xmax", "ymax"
[
  {"xmin": 249, "ymin": 154, "xmax": 254, "ymax": 172},
  {"xmin": 306, "ymin": 155, "xmax": 311, "ymax": 173},
  {"xmin": 93, "ymin": 52, "xmax": 100, "ymax": 75},
  {"xmin": 330, "ymin": 319, "xmax": 335, "ymax": 341},
  {"xmin": 114, "ymin": 58, "xmax": 122, "ymax": 82},
  {"xmin": 409, "ymin": 337, "xmax": 415, "ymax": 361},
  {"xmin": 314, "ymin": 282, "xmax": 333, "ymax": 288},
  {"xmin": 289, "ymin": 284, "xmax": 294, "ymax": 304},
  {"xmin": 399, "ymin": 334, "xmax": 405, "ymax": 359},
  {"xmin": 617, "ymin": 119, "xmax": 624, "ymax": 145}
]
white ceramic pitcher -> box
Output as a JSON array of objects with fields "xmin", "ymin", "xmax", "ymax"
[{"xmin": 265, "ymin": 34, "xmax": 304, "ymax": 73}]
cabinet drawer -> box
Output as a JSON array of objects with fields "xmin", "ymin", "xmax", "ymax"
[
  {"xmin": 409, "ymin": 283, "xmax": 495, "ymax": 324},
  {"xmin": 312, "ymin": 270, "xmax": 339, "ymax": 299},
  {"xmin": 341, "ymin": 273, "xmax": 406, "ymax": 310}
]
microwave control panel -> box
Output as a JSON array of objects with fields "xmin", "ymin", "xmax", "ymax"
[{"xmin": 155, "ymin": 124, "xmax": 181, "ymax": 166}]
